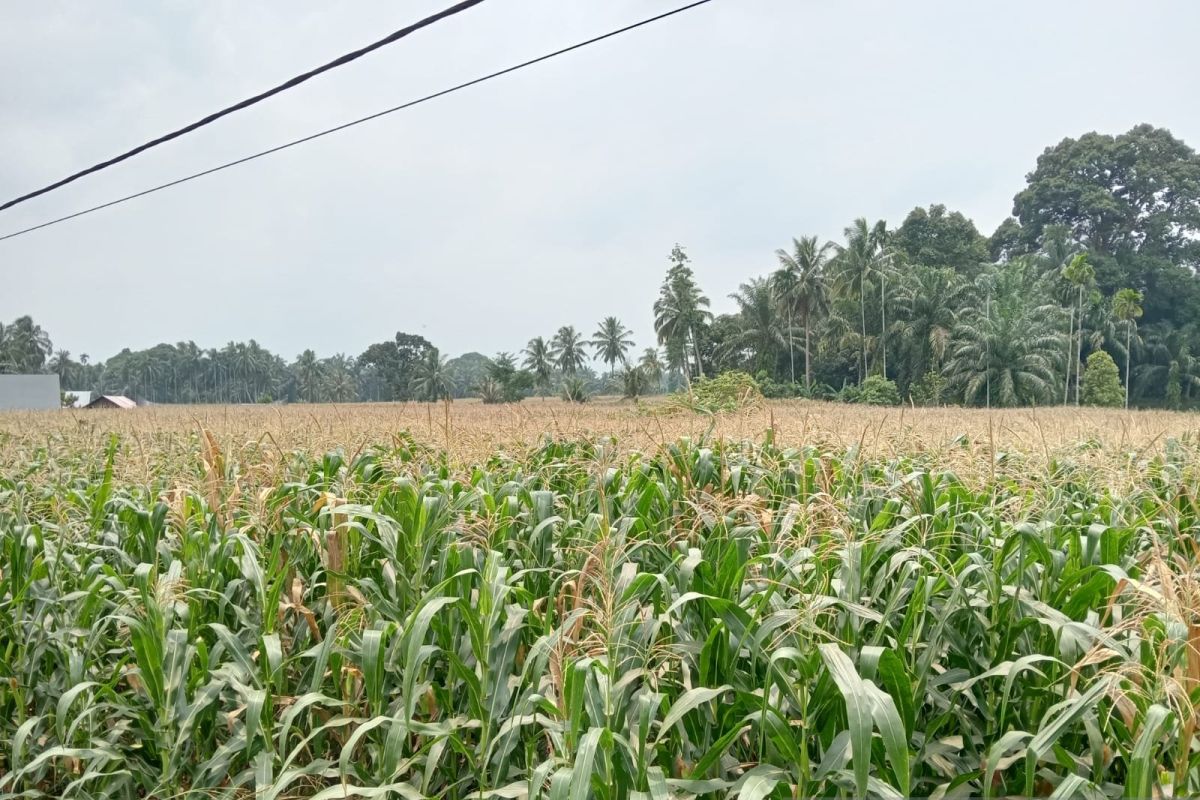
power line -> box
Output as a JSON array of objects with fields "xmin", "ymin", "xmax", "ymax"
[
  {"xmin": 0, "ymin": 0, "xmax": 490, "ymax": 213},
  {"xmin": 0, "ymin": 0, "xmax": 713, "ymax": 244}
]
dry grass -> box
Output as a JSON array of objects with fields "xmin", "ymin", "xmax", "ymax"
[{"xmin": 3, "ymin": 397, "xmax": 1200, "ymax": 488}]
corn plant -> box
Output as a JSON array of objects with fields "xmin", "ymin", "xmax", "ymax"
[{"xmin": 0, "ymin": 429, "xmax": 1197, "ymax": 798}]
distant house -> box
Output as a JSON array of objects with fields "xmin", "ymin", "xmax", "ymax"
[
  {"xmin": 0, "ymin": 374, "xmax": 61, "ymax": 410},
  {"xmin": 65, "ymin": 390, "xmax": 93, "ymax": 408},
  {"xmin": 84, "ymin": 394, "xmax": 137, "ymax": 410}
]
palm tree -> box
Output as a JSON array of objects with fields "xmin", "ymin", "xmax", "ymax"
[
  {"xmin": 1137, "ymin": 323, "xmax": 1200, "ymax": 407},
  {"xmin": 324, "ymin": 355, "xmax": 358, "ymax": 402},
  {"xmin": 890, "ymin": 266, "xmax": 970, "ymax": 389},
  {"xmin": 653, "ymin": 245, "xmax": 711, "ymax": 386},
  {"xmin": 0, "ymin": 316, "xmax": 53, "ymax": 373},
  {"xmin": 774, "ymin": 236, "xmax": 834, "ymax": 388},
  {"xmin": 522, "ymin": 337, "xmax": 554, "ymax": 396},
  {"xmin": 47, "ymin": 349, "xmax": 73, "ymax": 387},
  {"xmin": 1061, "ymin": 253, "xmax": 1095, "ymax": 405},
  {"xmin": 638, "ymin": 347, "xmax": 664, "ymax": 390},
  {"xmin": 1112, "ymin": 288, "xmax": 1144, "ymax": 409},
  {"xmin": 833, "ymin": 219, "xmax": 890, "ymax": 382},
  {"xmin": 944, "ymin": 265, "xmax": 1066, "ymax": 407},
  {"xmin": 550, "ymin": 326, "xmax": 587, "ymax": 375},
  {"xmin": 722, "ymin": 278, "xmax": 786, "ymax": 373},
  {"xmin": 412, "ymin": 348, "xmax": 452, "ymax": 401},
  {"xmin": 295, "ymin": 349, "xmax": 323, "ymax": 402},
  {"xmin": 590, "ymin": 317, "xmax": 635, "ymax": 377}
]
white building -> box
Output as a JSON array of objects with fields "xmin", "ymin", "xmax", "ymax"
[{"xmin": 0, "ymin": 374, "xmax": 61, "ymax": 410}]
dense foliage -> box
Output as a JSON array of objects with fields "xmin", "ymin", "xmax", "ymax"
[
  {"xmin": 8, "ymin": 123, "xmax": 1200, "ymax": 408},
  {"xmin": 1081, "ymin": 351, "xmax": 1124, "ymax": 408},
  {"xmin": 1, "ymin": 432, "xmax": 1197, "ymax": 798}
]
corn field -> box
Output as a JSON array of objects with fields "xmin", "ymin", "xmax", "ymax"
[{"xmin": 1, "ymin": 419, "xmax": 1198, "ymax": 798}]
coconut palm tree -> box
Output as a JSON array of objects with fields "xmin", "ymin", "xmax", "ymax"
[
  {"xmin": 412, "ymin": 348, "xmax": 452, "ymax": 402},
  {"xmin": 590, "ymin": 317, "xmax": 635, "ymax": 377},
  {"xmin": 722, "ymin": 277, "xmax": 787, "ymax": 374},
  {"xmin": 1061, "ymin": 253, "xmax": 1095, "ymax": 405},
  {"xmin": 833, "ymin": 219, "xmax": 890, "ymax": 382},
  {"xmin": 774, "ymin": 235, "xmax": 834, "ymax": 388},
  {"xmin": 324, "ymin": 355, "xmax": 358, "ymax": 402},
  {"xmin": 638, "ymin": 347, "xmax": 664, "ymax": 390},
  {"xmin": 522, "ymin": 337, "xmax": 554, "ymax": 396},
  {"xmin": 1112, "ymin": 288, "xmax": 1144, "ymax": 409},
  {"xmin": 294, "ymin": 349, "xmax": 323, "ymax": 402},
  {"xmin": 550, "ymin": 326, "xmax": 587, "ymax": 375},
  {"xmin": 0, "ymin": 316, "xmax": 53, "ymax": 373},
  {"xmin": 47, "ymin": 349, "xmax": 73, "ymax": 387}
]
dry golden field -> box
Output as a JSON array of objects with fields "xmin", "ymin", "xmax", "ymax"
[{"xmin": 3, "ymin": 397, "xmax": 1199, "ymax": 487}]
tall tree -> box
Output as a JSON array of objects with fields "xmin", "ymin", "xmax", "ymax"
[
  {"xmin": 589, "ymin": 317, "xmax": 634, "ymax": 377},
  {"xmin": 1013, "ymin": 124, "xmax": 1200, "ymax": 328},
  {"xmin": 773, "ymin": 236, "xmax": 834, "ymax": 388},
  {"xmin": 521, "ymin": 337, "xmax": 554, "ymax": 396},
  {"xmin": 412, "ymin": 348, "xmax": 452, "ymax": 401},
  {"xmin": 294, "ymin": 349, "xmax": 323, "ymax": 402},
  {"xmin": 893, "ymin": 204, "xmax": 989, "ymax": 273},
  {"xmin": 637, "ymin": 347, "xmax": 664, "ymax": 390},
  {"xmin": 0, "ymin": 315, "xmax": 53, "ymax": 373},
  {"xmin": 833, "ymin": 219, "xmax": 890, "ymax": 382},
  {"xmin": 1014, "ymin": 124, "xmax": 1200, "ymax": 265},
  {"xmin": 653, "ymin": 244, "xmax": 711, "ymax": 386},
  {"xmin": 358, "ymin": 332, "xmax": 434, "ymax": 401},
  {"xmin": 721, "ymin": 278, "xmax": 786, "ymax": 374},
  {"xmin": 1112, "ymin": 288, "xmax": 1144, "ymax": 409},
  {"xmin": 550, "ymin": 326, "xmax": 587, "ymax": 375}
]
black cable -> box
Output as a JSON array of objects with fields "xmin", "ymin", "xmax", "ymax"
[
  {"xmin": 0, "ymin": 0, "xmax": 713, "ymax": 244},
  {"xmin": 0, "ymin": 0, "xmax": 489, "ymax": 213}
]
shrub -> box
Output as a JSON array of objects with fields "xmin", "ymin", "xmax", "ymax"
[
  {"xmin": 682, "ymin": 371, "xmax": 762, "ymax": 412},
  {"xmin": 561, "ymin": 377, "xmax": 590, "ymax": 403},
  {"xmin": 1081, "ymin": 350, "xmax": 1123, "ymax": 407},
  {"xmin": 909, "ymin": 371, "xmax": 949, "ymax": 406},
  {"xmin": 841, "ymin": 375, "xmax": 901, "ymax": 406},
  {"xmin": 477, "ymin": 377, "xmax": 505, "ymax": 404},
  {"xmin": 755, "ymin": 371, "xmax": 801, "ymax": 399}
]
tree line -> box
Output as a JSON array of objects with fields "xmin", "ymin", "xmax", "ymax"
[{"xmin": 4, "ymin": 123, "xmax": 1199, "ymax": 408}]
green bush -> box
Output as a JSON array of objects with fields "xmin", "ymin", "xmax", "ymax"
[
  {"xmin": 678, "ymin": 371, "xmax": 762, "ymax": 412},
  {"xmin": 561, "ymin": 377, "xmax": 590, "ymax": 403},
  {"xmin": 1081, "ymin": 350, "xmax": 1124, "ymax": 407},
  {"xmin": 754, "ymin": 371, "xmax": 798, "ymax": 399},
  {"xmin": 841, "ymin": 375, "xmax": 901, "ymax": 406},
  {"xmin": 909, "ymin": 371, "xmax": 949, "ymax": 406}
]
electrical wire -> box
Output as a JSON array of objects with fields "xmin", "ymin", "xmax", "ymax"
[
  {"xmin": 0, "ymin": 0, "xmax": 489, "ymax": 213},
  {"xmin": 0, "ymin": 0, "xmax": 713, "ymax": 243}
]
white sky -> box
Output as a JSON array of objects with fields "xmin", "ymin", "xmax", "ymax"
[{"xmin": 2, "ymin": 0, "xmax": 1198, "ymax": 362}]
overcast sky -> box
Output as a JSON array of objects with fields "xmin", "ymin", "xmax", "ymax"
[{"xmin": 3, "ymin": 0, "xmax": 1198, "ymax": 363}]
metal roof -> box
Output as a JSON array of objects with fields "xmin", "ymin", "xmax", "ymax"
[{"xmin": 85, "ymin": 394, "xmax": 137, "ymax": 409}]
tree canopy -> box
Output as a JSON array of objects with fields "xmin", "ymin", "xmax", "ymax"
[{"xmin": 11, "ymin": 123, "xmax": 1200, "ymax": 410}]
